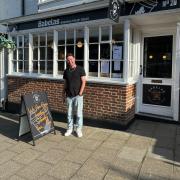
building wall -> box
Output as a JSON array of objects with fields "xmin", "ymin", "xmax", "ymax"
[
  {"xmin": 7, "ymin": 76, "xmax": 136, "ymax": 125},
  {"xmin": 38, "ymin": 0, "xmax": 107, "ymax": 12},
  {"xmin": 0, "ymin": 0, "xmax": 22, "ymax": 20},
  {"xmin": 25, "ymin": 0, "xmax": 38, "ymax": 15}
]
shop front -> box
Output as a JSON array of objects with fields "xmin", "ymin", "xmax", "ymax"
[{"xmin": 1, "ymin": 0, "xmax": 180, "ymax": 125}]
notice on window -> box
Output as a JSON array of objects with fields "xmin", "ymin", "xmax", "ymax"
[
  {"xmin": 113, "ymin": 46, "xmax": 122, "ymax": 60},
  {"xmin": 114, "ymin": 61, "xmax": 121, "ymax": 71},
  {"xmin": 101, "ymin": 61, "xmax": 109, "ymax": 73}
]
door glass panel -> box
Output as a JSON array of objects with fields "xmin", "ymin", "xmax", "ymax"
[
  {"xmin": 143, "ymin": 84, "xmax": 171, "ymax": 106},
  {"xmin": 143, "ymin": 36, "xmax": 172, "ymax": 78}
]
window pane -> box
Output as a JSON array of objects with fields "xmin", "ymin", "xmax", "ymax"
[
  {"xmin": 76, "ymin": 29, "xmax": 84, "ymax": 48},
  {"xmin": 18, "ymin": 48, "xmax": 23, "ymax": 60},
  {"xmin": 58, "ymin": 30, "xmax": 65, "ymax": 45},
  {"xmin": 18, "ymin": 36, "xmax": 23, "ymax": 47},
  {"xmin": 66, "ymin": 45, "xmax": 74, "ymax": 54},
  {"xmin": 112, "ymin": 24, "xmax": 123, "ymax": 42},
  {"xmin": 24, "ymin": 35, "xmax": 29, "ymax": 47},
  {"xmin": 100, "ymin": 61, "xmax": 110, "ymax": 77},
  {"xmin": 33, "ymin": 61, "xmax": 38, "ymax": 73},
  {"xmin": 76, "ymin": 45, "xmax": 84, "ymax": 60},
  {"xmin": 47, "ymin": 60, "xmax": 53, "ymax": 74},
  {"xmin": 24, "ymin": 60, "xmax": 29, "ymax": 73},
  {"xmin": 89, "ymin": 44, "xmax": 98, "ymax": 59},
  {"xmin": 143, "ymin": 36, "xmax": 172, "ymax": 78},
  {"xmin": 100, "ymin": 43, "xmax": 110, "ymax": 59},
  {"xmin": 33, "ymin": 48, "xmax": 38, "ymax": 60},
  {"xmin": 40, "ymin": 61, "xmax": 45, "ymax": 73},
  {"xmin": 101, "ymin": 26, "xmax": 109, "ymax": 41},
  {"xmin": 66, "ymin": 29, "xmax": 74, "ymax": 44},
  {"xmin": 47, "ymin": 32, "xmax": 53, "ymax": 48},
  {"xmin": 24, "ymin": 48, "xmax": 29, "ymax": 60},
  {"xmin": 89, "ymin": 61, "xmax": 98, "ymax": 77},
  {"xmin": 58, "ymin": 46, "xmax": 65, "ymax": 60},
  {"xmin": 58, "ymin": 61, "xmax": 65, "ymax": 75},
  {"xmin": 89, "ymin": 27, "xmax": 99, "ymax": 43},
  {"xmin": 47, "ymin": 47, "xmax": 53, "ymax": 59},
  {"xmin": 12, "ymin": 61, "xmax": 17, "ymax": 72},
  {"xmin": 76, "ymin": 61, "xmax": 84, "ymax": 67},
  {"xmin": 40, "ymin": 47, "xmax": 45, "ymax": 60},
  {"xmin": 112, "ymin": 61, "xmax": 123, "ymax": 78},
  {"xmin": 33, "ymin": 35, "xmax": 38, "ymax": 46},
  {"xmin": 40, "ymin": 34, "xmax": 46, "ymax": 46},
  {"xmin": 19, "ymin": 61, "xmax": 23, "ymax": 72}
]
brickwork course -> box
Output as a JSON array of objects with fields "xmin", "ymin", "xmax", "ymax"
[{"xmin": 7, "ymin": 76, "xmax": 136, "ymax": 125}]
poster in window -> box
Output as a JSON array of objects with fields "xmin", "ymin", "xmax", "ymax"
[
  {"xmin": 101, "ymin": 61, "xmax": 109, "ymax": 73},
  {"xmin": 113, "ymin": 45, "xmax": 122, "ymax": 60},
  {"xmin": 114, "ymin": 61, "xmax": 121, "ymax": 71}
]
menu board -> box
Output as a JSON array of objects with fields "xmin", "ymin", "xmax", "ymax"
[{"xmin": 19, "ymin": 92, "xmax": 55, "ymax": 145}]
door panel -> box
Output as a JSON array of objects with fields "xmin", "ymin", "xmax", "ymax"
[{"xmin": 139, "ymin": 35, "xmax": 174, "ymax": 118}]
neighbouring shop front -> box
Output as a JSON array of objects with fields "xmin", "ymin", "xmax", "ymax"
[{"xmin": 1, "ymin": 0, "xmax": 180, "ymax": 125}]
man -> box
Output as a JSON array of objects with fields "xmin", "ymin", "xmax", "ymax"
[{"xmin": 63, "ymin": 53, "xmax": 86, "ymax": 137}]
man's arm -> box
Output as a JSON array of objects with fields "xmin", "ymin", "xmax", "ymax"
[
  {"xmin": 79, "ymin": 76, "xmax": 86, "ymax": 96},
  {"xmin": 63, "ymin": 79, "xmax": 67, "ymax": 103}
]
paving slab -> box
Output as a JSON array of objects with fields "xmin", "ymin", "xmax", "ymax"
[
  {"xmin": 92, "ymin": 146, "xmax": 118, "ymax": 163},
  {"xmin": 17, "ymin": 160, "xmax": 52, "ymax": 180},
  {"xmin": 105, "ymin": 158, "xmax": 141, "ymax": 180},
  {"xmin": 0, "ymin": 160, "xmax": 23, "ymax": 179},
  {"xmin": 77, "ymin": 158, "xmax": 109, "ymax": 180},
  {"xmin": 64, "ymin": 148, "xmax": 92, "ymax": 164},
  {"xmin": 38, "ymin": 149, "xmax": 68, "ymax": 165},
  {"xmin": 48, "ymin": 160, "xmax": 81, "ymax": 179},
  {"xmin": 139, "ymin": 157, "xmax": 173, "ymax": 179},
  {"xmin": 9, "ymin": 175, "xmax": 26, "ymax": 180},
  {"xmin": 118, "ymin": 146, "xmax": 147, "ymax": 163},
  {"xmin": 13, "ymin": 149, "xmax": 41, "ymax": 164},
  {"xmin": 77, "ymin": 139, "xmax": 102, "ymax": 151},
  {"xmin": 0, "ymin": 150, "xmax": 17, "ymax": 165},
  {"xmin": 147, "ymin": 146, "xmax": 173, "ymax": 162}
]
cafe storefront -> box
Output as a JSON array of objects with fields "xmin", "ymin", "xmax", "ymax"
[{"xmin": 1, "ymin": 0, "xmax": 180, "ymax": 125}]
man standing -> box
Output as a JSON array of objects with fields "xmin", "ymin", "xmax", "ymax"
[{"xmin": 63, "ymin": 53, "xmax": 86, "ymax": 137}]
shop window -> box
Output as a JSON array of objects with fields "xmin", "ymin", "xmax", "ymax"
[
  {"xmin": 32, "ymin": 32, "xmax": 53, "ymax": 74},
  {"xmin": 11, "ymin": 35, "xmax": 29, "ymax": 73},
  {"xmin": 57, "ymin": 28, "xmax": 84, "ymax": 75},
  {"xmin": 88, "ymin": 25, "xmax": 124, "ymax": 79}
]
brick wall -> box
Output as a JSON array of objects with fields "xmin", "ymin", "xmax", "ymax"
[{"xmin": 7, "ymin": 76, "xmax": 136, "ymax": 126}]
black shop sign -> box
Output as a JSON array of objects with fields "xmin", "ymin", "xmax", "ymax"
[{"xmin": 19, "ymin": 92, "xmax": 56, "ymax": 145}]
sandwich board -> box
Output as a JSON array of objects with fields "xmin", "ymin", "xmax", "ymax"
[{"xmin": 19, "ymin": 92, "xmax": 56, "ymax": 145}]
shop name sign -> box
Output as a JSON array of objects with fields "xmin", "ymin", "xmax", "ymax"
[
  {"xmin": 124, "ymin": 0, "xmax": 179, "ymax": 15},
  {"xmin": 15, "ymin": 8, "xmax": 108, "ymax": 31},
  {"xmin": 38, "ymin": 17, "xmax": 89, "ymax": 28}
]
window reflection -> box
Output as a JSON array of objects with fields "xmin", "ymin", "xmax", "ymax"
[{"xmin": 144, "ymin": 36, "xmax": 172, "ymax": 78}]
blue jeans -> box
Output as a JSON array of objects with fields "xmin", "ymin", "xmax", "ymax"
[{"xmin": 66, "ymin": 95, "xmax": 83, "ymax": 130}]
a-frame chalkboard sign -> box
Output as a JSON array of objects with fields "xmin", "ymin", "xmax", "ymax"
[{"xmin": 19, "ymin": 92, "xmax": 56, "ymax": 146}]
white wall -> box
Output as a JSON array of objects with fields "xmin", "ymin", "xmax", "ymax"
[
  {"xmin": 25, "ymin": 0, "xmax": 38, "ymax": 15},
  {"xmin": 38, "ymin": 0, "xmax": 103, "ymax": 12},
  {"xmin": 0, "ymin": 0, "xmax": 22, "ymax": 20}
]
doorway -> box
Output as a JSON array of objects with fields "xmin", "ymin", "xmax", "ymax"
[{"xmin": 139, "ymin": 35, "xmax": 174, "ymax": 118}]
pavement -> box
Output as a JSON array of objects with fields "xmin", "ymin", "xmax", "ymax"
[{"xmin": 0, "ymin": 112, "xmax": 179, "ymax": 180}]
